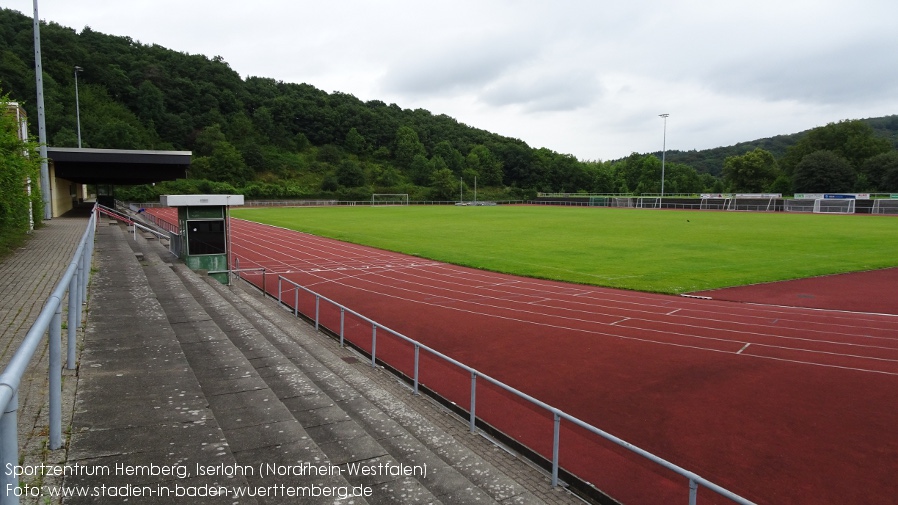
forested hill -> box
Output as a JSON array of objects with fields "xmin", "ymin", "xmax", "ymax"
[
  {"xmin": 658, "ymin": 115, "xmax": 898, "ymax": 177},
  {"xmin": 2, "ymin": 7, "xmax": 897, "ymax": 199}
]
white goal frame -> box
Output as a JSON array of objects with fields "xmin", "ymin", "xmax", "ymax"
[
  {"xmin": 371, "ymin": 193, "xmax": 410, "ymax": 205},
  {"xmin": 871, "ymin": 199, "xmax": 898, "ymax": 215},
  {"xmin": 783, "ymin": 199, "xmax": 815, "ymax": 213},
  {"xmin": 726, "ymin": 197, "xmax": 776, "ymax": 212},
  {"xmin": 635, "ymin": 197, "xmax": 660, "ymax": 209},
  {"xmin": 813, "ymin": 198, "xmax": 855, "ymax": 214},
  {"xmin": 610, "ymin": 197, "xmax": 633, "ymax": 208}
]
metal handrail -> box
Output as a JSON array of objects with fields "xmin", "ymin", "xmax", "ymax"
[
  {"xmin": 246, "ymin": 273, "xmax": 755, "ymax": 505},
  {"xmin": 0, "ymin": 206, "xmax": 96, "ymax": 504}
]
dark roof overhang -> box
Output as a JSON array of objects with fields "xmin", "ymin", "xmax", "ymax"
[{"xmin": 46, "ymin": 147, "xmax": 191, "ymax": 185}]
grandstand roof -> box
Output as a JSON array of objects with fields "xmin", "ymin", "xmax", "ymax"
[{"xmin": 46, "ymin": 147, "xmax": 191, "ymax": 185}]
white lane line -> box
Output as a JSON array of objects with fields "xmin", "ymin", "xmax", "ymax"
[{"xmin": 737, "ymin": 343, "xmax": 751, "ymax": 354}]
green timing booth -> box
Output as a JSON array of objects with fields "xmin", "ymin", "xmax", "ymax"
[{"xmin": 161, "ymin": 194, "xmax": 244, "ymax": 284}]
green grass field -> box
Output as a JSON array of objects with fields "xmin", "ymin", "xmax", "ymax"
[{"xmin": 230, "ymin": 206, "xmax": 898, "ymax": 294}]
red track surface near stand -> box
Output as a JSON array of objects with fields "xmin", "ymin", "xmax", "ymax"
[{"xmin": 154, "ymin": 209, "xmax": 898, "ymax": 504}]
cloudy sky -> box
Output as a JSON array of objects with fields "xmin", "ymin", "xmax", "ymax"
[{"xmin": 8, "ymin": 0, "xmax": 898, "ymax": 160}]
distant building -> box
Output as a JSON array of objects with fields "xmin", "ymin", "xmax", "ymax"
[{"xmin": 5, "ymin": 102, "xmax": 191, "ymax": 217}]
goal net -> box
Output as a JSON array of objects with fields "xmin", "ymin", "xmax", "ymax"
[
  {"xmin": 871, "ymin": 199, "xmax": 898, "ymax": 215},
  {"xmin": 610, "ymin": 197, "xmax": 633, "ymax": 208},
  {"xmin": 635, "ymin": 197, "xmax": 660, "ymax": 209},
  {"xmin": 783, "ymin": 199, "xmax": 815, "ymax": 213},
  {"xmin": 372, "ymin": 194, "xmax": 409, "ymax": 205},
  {"xmin": 813, "ymin": 199, "xmax": 855, "ymax": 214},
  {"xmin": 588, "ymin": 196, "xmax": 610, "ymax": 207},
  {"xmin": 726, "ymin": 197, "xmax": 776, "ymax": 212}
]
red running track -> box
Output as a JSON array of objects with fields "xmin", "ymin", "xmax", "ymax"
[{"xmin": 152, "ymin": 209, "xmax": 898, "ymax": 504}]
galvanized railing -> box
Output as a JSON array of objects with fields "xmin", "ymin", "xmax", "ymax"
[
  {"xmin": 227, "ymin": 269, "xmax": 755, "ymax": 505},
  {"xmin": 0, "ymin": 207, "xmax": 96, "ymax": 503}
]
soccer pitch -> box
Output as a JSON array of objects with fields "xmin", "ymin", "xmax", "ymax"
[{"xmin": 230, "ymin": 206, "xmax": 898, "ymax": 294}]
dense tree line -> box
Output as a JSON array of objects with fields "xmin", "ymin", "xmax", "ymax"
[
  {"xmin": 2, "ymin": 8, "xmax": 897, "ymax": 201},
  {"xmin": 0, "ymin": 91, "xmax": 43, "ymax": 258}
]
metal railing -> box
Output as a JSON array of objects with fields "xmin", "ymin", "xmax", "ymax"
[
  {"xmin": 227, "ymin": 266, "xmax": 755, "ymax": 505},
  {"xmin": 0, "ymin": 206, "xmax": 96, "ymax": 503}
]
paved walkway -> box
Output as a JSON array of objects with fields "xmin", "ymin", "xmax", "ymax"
[{"xmin": 0, "ymin": 213, "xmax": 89, "ymax": 501}]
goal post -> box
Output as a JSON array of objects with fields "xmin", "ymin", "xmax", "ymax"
[
  {"xmin": 783, "ymin": 199, "xmax": 815, "ymax": 213},
  {"xmin": 371, "ymin": 194, "xmax": 410, "ymax": 205},
  {"xmin": 813, "ymin": 198, "xmax": 855, "ymax": 214},
  {"xmin": 871, "ymin": 199, "xmax": 898, "ymax": 215}
]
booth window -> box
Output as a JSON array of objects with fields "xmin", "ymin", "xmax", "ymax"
[{"xmin": 186, "ymin": 220, "xmax": 226, "ymax": 255}]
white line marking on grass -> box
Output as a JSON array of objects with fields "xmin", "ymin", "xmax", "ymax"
[{"xmin": 737, "ymin": 343, "xmax": 751, "ymax": 354}]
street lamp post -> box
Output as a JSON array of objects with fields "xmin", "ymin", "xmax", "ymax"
[
  {"xmin": 74, "ymin": 66, "xmax": 83, "ymax": 148},
  {"xmin": 659, "ymin": 113, "xmax": 669, "ymax": 208}
]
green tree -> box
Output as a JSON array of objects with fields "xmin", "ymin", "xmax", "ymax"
[
  {"xmin": 409, "ymin": 153, "xmax": 431, "ymax": 185},
  {"xmin": 345, "ymin": 127, "xmax": 367, "ymax": 155},
  {"xmin": 722, "ymin": 148, "xmax": 780, "ymax": 192},
  {"xmin": 136, "ymin": 80, "xmax": 165, "ymax": 125},
  {"xmin": 792, "ymin": 150, "xmax": 855, "ymax": 193},
  {"xmin": 394, "ymin": 126, "xmax": 425, "ymax": 170},
  {"xmin": 335, "ymin": 159, "xmax": 366, "ymax": 187},
  {"xmin": 782, "ymin": 120, "xmax": 891, "ymax": 174},
  {"xmin": 466, "ymin": 145, "xmax": 503, "ymax": 186},
  {"xmin": 194, "ymin": 124, "xmax": 226, "ymax": 157},
  {"xmin": 0, "ymin": 95, "xmax": 43, "ymax": 256},
  {"xmin": 429, "ymin": 167, "xmax": 457, "ymax": 201},
  {"xmin": 860, "ymin": 151, "xmax": 898, "ymax": 191},
  {"xmin": 433, "ymin": 141, "xmax": 464, "ymax": 175}
]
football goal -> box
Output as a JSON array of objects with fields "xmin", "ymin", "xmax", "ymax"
[
  {"xmin": 726, "ymin": 196, "xmax": 777, "ymax": 212},
  {"xmin": 871, "ymin": 199, "xmax": 898, "ymax": 215},
  {"xmin": 610, "ymin": 197, "xmax": 634, "ymax": 208},
  {"xmin": 813, "ymin": 198, "xmax": 855, "ymax": 214},
  {"xmin": 783, "ymin": 199, "xmax": 816, "ymax": 213},
  {"xmin": 588, "ymin": 196, "xmax": 610, "ymax": 207},
  {"xmin": 371, "ymin": 194, "xmax": 409, "ymax": 205},
  {"xmin": 635, "ymin": 197, "xmax": 660, "ymax": 209}
]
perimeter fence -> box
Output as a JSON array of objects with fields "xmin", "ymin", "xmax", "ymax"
[{"xmin": 139, "ymin": 206, "xmax": 756, "ymax": 505}]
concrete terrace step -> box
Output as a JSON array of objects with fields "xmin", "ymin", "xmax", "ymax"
[
  {"xmin": 66, "ymin": 223, "xmax": 581, "ymax": 505},
  {"xmin": 130, "ymin": 229, "xmax": 567, "ymax": 504},
  {"xmin": 64, "ymin": 223, "xmax": 258, "ymax": 504},
  {"xmin": 179, "ymin": 265, "xmax": 549, "ymax": 505}
]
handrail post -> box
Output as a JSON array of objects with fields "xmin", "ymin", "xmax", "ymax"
[
  {"xmin": 339, "ymin": 308, "xmax": 345, "ymax": 347},
  {"xmin": 371, "ymin": 325, "xmax": 377, "ymax": 367},
  {"xmin": 689, "ymin": 478, "xmax": 698, "ymax": 505},
  {"xmin": 469, "ymin": 372, "xmax": 477, "ymax": 433},
  {"xmin": 277, "ymin": 276, "xmax": 282, "ymax": 304},
  {"xmin": 49, "ymin": 301, "xmax": 62, "ymax": 450},
  {"xmin": 1, "ymin": 391, "xmax": 20, "ymax": 505},
  {"xmin": 315, "ymin": 295, "xmax": 320, "ymax": 331},
  {"xmin": 67, "ymin": 271, "xmax": 79, "ymax": 370},
  {"xmin": 294, "ymin": 287, "xmax": 299, "ymax": 317},
  {"xmin": 552, "ymin": 413, "xmax": 561, "ymax": 487},
  {"xmin": 413, "ymin": 344, "xmax": 420, "ymax": 395}
]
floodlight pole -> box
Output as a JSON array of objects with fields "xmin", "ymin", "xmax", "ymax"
[
  {"xmin": 33, "ymin": 0, "xmax": 51, "ymax": 220},
  {"xmin": 659, "ymin": 113, "xmax": 669, "ymax": 208},
  {"xmin": 74, "ymin": 66, "xmax": 83, "ymax": 148}
]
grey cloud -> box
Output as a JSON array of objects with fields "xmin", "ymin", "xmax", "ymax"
[
  {"xmin": 703, "ymin": 40, "xmax": 898, "ymax": 106},
  {"xmin": 480, "ymin": 68, "xmax": 603, "ymax": 113},
  {"xmin": 380, "ymin": 38, "xmax": 537, "ymax": 96}
]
